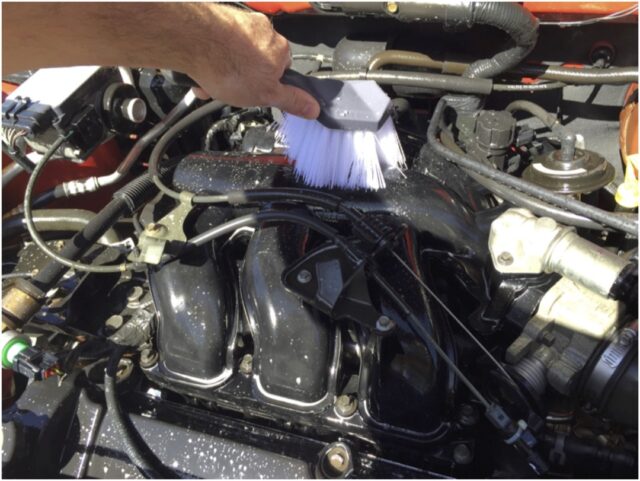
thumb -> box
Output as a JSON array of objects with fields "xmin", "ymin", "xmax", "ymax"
[{"xmin": 271, "ymin": 84, "xmax": 320, "ymax": 119}]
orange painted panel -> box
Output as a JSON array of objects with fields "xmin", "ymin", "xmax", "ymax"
[
  {"xmin": 523, "ymin": 2, "xmax": 637, "ymax": 15},
  {"xmin": 245, "ymin": 2, "xmax": 312, "ymax": 14}
]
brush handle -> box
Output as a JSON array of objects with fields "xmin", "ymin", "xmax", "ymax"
[
  {"xmin": 280, "ymin": 69, "xmax": 341, "ymax": 109},
  {"xmin": 159, "ymin": 69, "xmax": 335, "ymax": 110}
]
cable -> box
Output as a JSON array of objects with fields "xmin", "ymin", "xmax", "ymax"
[
  {"xmin": 539, "ymin": 4, "xmax": 638, "ymax": 26},
  {"xmin": 105, "ymin": 346, "xmax": 175, "ymax": 478},
  {"xmin": 389, "ymin": 249, "xmax": 527, "ymax": 394},
  {"xmin": 23, "ymin": 134, "xmax": 136, "ymax": 274},
  {"xmin": 3, "ymin": 209, "xmax": 120, "ymax": 244},
  {"xmin": 2, "ymin": 142, "xmax": 34, "ymax": 173},
  {"xmin": 370, "ymin": 270, "xmax": 491, "ymax": 409},
  {"xmin": 514, "ymin": 64, "xmax": 638, "ymax": 84},
  {"xmin": 427, "ymin": 99, "xmax": 638, "ymax": 236},
  {"xmin": 188, "ymin": 210, "xmax": 349, "ymax": 252},
  {"xmin": 148, "ymin": 100, "xmax": 226, "ymax": 201},
  {"xmin": 366, "ymin": 49, "xmax": 636, "ymax": 85},
  {"xmin": 439, "ymin": 130, "xmax": 608, "ymax": 230},
  {"xmin": 505, "ymin": 100, "xmax": 563, "ymax": 132},
  {"xmin": 2, "ymin": 272, "xmax": 33, "ymax": 280}
]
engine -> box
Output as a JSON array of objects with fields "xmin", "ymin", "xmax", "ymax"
[{"xmin": 2, "ymin": 2, "xmax": 638, "ymax": 478}]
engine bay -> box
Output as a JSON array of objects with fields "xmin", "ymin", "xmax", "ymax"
[{"xmin": 2, "ymin": 2, "xmax": 639, "ymax": 478}]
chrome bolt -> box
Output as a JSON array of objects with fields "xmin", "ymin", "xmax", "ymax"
[
  {"xmin": 139, "ymin": 348, "xmax": 159, "ymax": 369},
  {"xmin": 335, "ymin": 394, "xmax": 358, "ymax": 417},
  {"xmin": 376, "ymin": 315, "xmax": 395, "ymax": 332},
  {"xmin": 297, "ymin": 269, "xmax": 312, "ymax": 284},
  {"xmin": 146, "ymin": 223, "xmax": 167, "ymax": 235},
  {"xmin": 239, "ymin": 353, "xmax": 253, "ymax": 375},
  {"xmin": 319, "ymin": 443, "xmax": 352, "ymax": 478},
  {"xmin": 127, "ymin": 285, "xmax": 144, "ymax": 303},
  {"xmin": 497, "ymin": 251, "xmax": 514, "ymax": 266}
]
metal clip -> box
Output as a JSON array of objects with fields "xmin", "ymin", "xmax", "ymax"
[{"xmin": 132, "ymin": 192, "xmax": 195, "ymax": 265}]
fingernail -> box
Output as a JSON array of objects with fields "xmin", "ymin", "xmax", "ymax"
[{"xmin": 303, "ymin": 102, "xmax": 318, "ymax": 118}]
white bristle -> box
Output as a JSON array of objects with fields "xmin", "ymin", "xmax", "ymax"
[{"xmin": 276, "ymin": 114, "xmax": 405, "ymax": 190}]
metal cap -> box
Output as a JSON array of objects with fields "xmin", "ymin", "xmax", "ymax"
[{"xmin": 120, "ymin": 98, "xmax": 147, "ymax": 123}]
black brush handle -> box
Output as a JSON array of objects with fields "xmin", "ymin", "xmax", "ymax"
[
  {"xmin": 280, "ymin": 69, "xmax": 336, "ymax": 108},
  {"xmin": 167, "ymin": 69, "xmax": 339, "ymax": 109}
]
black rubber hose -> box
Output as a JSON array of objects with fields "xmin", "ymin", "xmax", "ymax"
[
  {"xmin": 464, "ymin": 2, "xmax": 539, "ymax": 79},
  {"xmin": 31, "ymin": 189, "xmax": 59, "ymax": 209},
  {"xmin": 542, "ymin": 433, "xmax": 637, "ymax": 471},
  {"xmin": 200, "ymin": 188, "xmax": 387, "ymax": 245},
  {"xmin": 2, "ymin": 209, "xmax": 120, "ymax": 244},
  {"xmin": 492, "ymin": 81, "xmax": 566, "ymax": 91},
  {"xmin": 428, "ymin": 99, "xmax": 638, "ymax": 236},
  {"xmin": 105, "ymin": 346, "xmax": 175, "ymax": 479},
  {"xmin": 31, "ymin": 171, "xmax": 161, "ymax": 291},
  {"xmin": 338, "ymin": 1, "xmax": 538, "ymax": 79}
]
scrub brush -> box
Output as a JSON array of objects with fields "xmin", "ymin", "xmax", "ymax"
[{"xmin": 276, "ymin": 69, "xmax": 405, "ymax": 190}]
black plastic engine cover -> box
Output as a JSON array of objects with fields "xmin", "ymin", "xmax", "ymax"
[
  {"xmin": 172, "ymin": 152, "xmax": 487, "ymax": 260},
  {"xmin": 149, "ymin": 245, "xmax": 235, "ymax": 386},
  {"xmin": 241, "ymin": 224, "xmax": 338, "ymax": 409}
]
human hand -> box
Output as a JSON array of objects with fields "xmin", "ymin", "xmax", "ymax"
[{"xmin": 187, "ymin": 4, "xmax": 320, "ymax": 119}]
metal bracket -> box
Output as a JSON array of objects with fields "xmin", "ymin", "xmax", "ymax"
[{"xmin": 131, "ymin": 192, "xmax": 195, "ymax": 265}]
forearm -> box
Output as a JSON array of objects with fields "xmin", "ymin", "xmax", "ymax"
[
  {"xmin": 2, "ymin": 2, "xmax": 233, "ymax": 75},
  {"xmin": 2, "ymin": 2, "xmax": 319, "ymax": 117}
]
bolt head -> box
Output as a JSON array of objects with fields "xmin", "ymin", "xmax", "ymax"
[
  {"xmin": 139, "ymin": 348, "xmax": 158, "ymax": 369},
  {"xmin": 376, "ymin": 315, "xmax": 395, "ymax": 332},
  {"xmin": 497, "ymin": 251, "xmax": 514, "ymax": 266},
  {"xmin": 328, "ymin": 452, "xmax": 346, "ymax": 470},
  {"xmin": 127, "ymin": 285, "xmax": 144, "ymax": 302},
  {"xmin": 297, "ymin": 269, "xmax": 312, "ymax": 284},
  {"xmin": 146, "ymin": 223, "xmax": 167, "ymax": 236},
  {"xmin": 335, "ymin": 394, "xmax": 358, "ymax": 417},
  {"xmin": 453, "ymin": 443, "xmax": 473, "ymax": 465},
  {"xmin": 239, "ymin": 354, "xmax": 253, "ymax": 375},
  {"xmin": 320, "ymin": 444, "xmax": 352, "ymax": 478}
]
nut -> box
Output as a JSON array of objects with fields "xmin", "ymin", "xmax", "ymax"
[
  {"xmin": 335, "ymin": 394, "xmax": 358, "ymax": 417},
  {"xmin": 139, "ymin": 348, "xmax": 159, "ymax": 369},
  {"xmin": 127, "ymin": 286, "xmax": 144, "ymax": 303},
  {"xmin": 386, "ymin": 2, "xmax": 399, "ymax": 14},
  {"xmin": 117, "ymin": 358, "xmax": 134, "ymax": 381}
]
